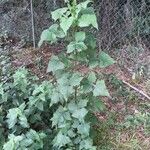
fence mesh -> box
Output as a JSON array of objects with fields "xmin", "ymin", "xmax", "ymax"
[{"xmin": 0, "ymin": 0, "xmax": 149, "ymax": 50}]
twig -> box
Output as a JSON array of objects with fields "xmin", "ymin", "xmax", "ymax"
[
  {"xmin": 30, "ymin": 0, "xmax": 36, "ymax": 48},
  {"xmin": 123, "ymin": 80, "xmax": 150, "ymax": 101}
]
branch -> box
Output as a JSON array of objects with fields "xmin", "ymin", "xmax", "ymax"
[{"xmin": 123, "ymin": 80, "xmax": 150, "ymax": 101}]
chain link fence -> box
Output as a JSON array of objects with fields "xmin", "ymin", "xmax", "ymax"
[{"xmin": 0, "ymin": 0, "xmax": 149, "ymax": 50}]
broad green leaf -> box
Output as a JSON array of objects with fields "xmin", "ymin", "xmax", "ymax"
[
  {"xmin": 70, "ymin": 73, "xmax": 83, "ymax": 87},
  {"xmin": 57, "ymin": 73, "xmax": 74, "ymax": 100},
  {"xmin": 88, "ymin": 72, "xmax": 96, "ymax": 83},
  {"xmin": 79, "ymin": 138, "xmax": 96, "ymax": 150},
  {"xmin": 53, "ymin": 131, "xmax": 71, "ymax": 148},
  {"xmin": 38, "ymin": 24, "xmax": 65, "ymax": 47},
  {"xmin": 91, "ymin": 99, "xmax": 106, "ymax": 112},
  {"xmin": 6, "ymin": 105, "xmax": 29, "ymax": 129},
  {"xmin": 89, "ymin": 59, "xmax": 99, "ymax": 69},
  {"xmin": 51, "ymin": 106, "xmax": 71, "ymax": 127},
  {"xmin": 68, "ymin": 100, "xmax": 88, "ymax": 114},
  {"xmin": 77, "ymin": 0, "xmax": 92, "ymax": 15},
  {"xmin": 58, "ymin": 84, "xmax": 74, "ymax": 100},
  {"xmin": 72, "ymin": 108, "xmax": 88, "ymax": 121},
  {"xmin": 3, "ymin": 138, "xmax": 14, "ymax": 150},
  {"xmin": 85, "ymin": 32, "xmax": 96, "ymax": 49},
  {"xmin": 72, "ymin": 120, "xmax": 80, "ymax": 129},
  {"xmin": 68, "ymin": 101, "xmax": 78, "ymax": 113},
  {"xmin": 3, "ymin": 135, "xmax": 24, "ymax": 150},
  {"xmin": 51, "ymin": 108, "xmax": 62, "ymax": 127},
  {"xmin": 19, "ymin": 115, "xmax": 29, "ymax": 128},
  {"xmin": 49, "ymin": 24, "xmax": 65, "ymax": 38},
  {"xmin": 75, "ymin": 42, "xmax": 87, "ymax": 52},
  {"xmin": 0, "ymin": 83, "xmax": 7, "ymax": 104},
  {"xmin": 38, "ymin": 29, "xmax": 56, "ymax": 47},
  {"xmin": 75, "ymin": 32, "xmax": 86, "ymax": 42},
  {"xmin": 78, "ymin": 99, "xmax": 88, "ymax": 108},
  {"xmin": 67, "ymin": 42, "xmax": 87, "ymax": 53},
  {"xmin": 67, "ymin": 129, "xmax": 76, "ymax": 138},
  {"xmin": 99, "ymin": 51, "xmax": 115, "ymax": 68},
  {"xmin": 86, "ymin": 112, "xmax": 99, "ymax": 125},
  {"xmin": 26, "ymin": 129, "xmax": 43, "ymax": 141},
  {"xmin": 6, "ymin": 109, "xmax": 18, "ymax": 129},
  {"xmin": 77, "ymin": 123, "xmax": 90, "ymax": 137},
  {"xmin": 80, "ymin": 78, "xmax": 93, "ymax": 93},
  {"xmin": 50, "ymin": 88, "xmax": 62, "ymax": 106},
  {"xmin": 78, "ymin": 14, "xmax": 98, "ymax": 29},
  {"xmin": 67, "ymin": 42, "xmax": 76, "ymax": 53},
  {"xmin": 13, "ymin": 68, "xmax": 28, "ymax": 92},
  {"xmin": 60, "ymin": 17, "xmax": 74, "ymax": 34},
  {"xmin": 47, "ymin": 55, "xmax": 65, "ymax": 73},
  {"xmin": 55, "ymin": 28, "xmax": 65, "ymax": 38},
  {"xmin": 93, "ymin": 80, "xmax": 110, "ymax": 97},
  {"xmin": 57, "ymin": 73, "xmax": 70, "ymax": 85},
  {"xmin": 36, "ymin": 102, "xmax": 44, "ymax": 111},
  {"xmin": 51, "ymin": 7, "xmax": 68, "ymax": 21}
]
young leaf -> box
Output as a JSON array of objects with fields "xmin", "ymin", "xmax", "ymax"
[
  {"xmin": 47, "ymin": 55, "xmax": 65, "ymax": 73},
  {"xmin": 78, "ymin": 14, "xmax": 98, "ymax": 29},
  {"xmin": 51, "ymin": 7, "xmax": 68, "ymax": 21},
  {"xmin": 60, "ymin": 17, "xmax": 74, "ymax": 34},
  {"xmin": 98, "ymin": 51, "xmax": 115, "ymax": 68},
  {"xmin": 77, "ymin": 0, "xmax": 93, "ymax": 14},
  {"xmin": 93, "ymin": 80, "xmax": 110, "ymax": 97}
]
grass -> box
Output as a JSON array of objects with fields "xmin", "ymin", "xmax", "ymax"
[{"xmin": 93, "ymin": 74, "xmax": 150, "ymax": 150}]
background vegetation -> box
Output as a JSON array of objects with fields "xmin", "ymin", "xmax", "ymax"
[{"xmin": 0, "ymin": 0, "xmax": 150, "ymax": 149}]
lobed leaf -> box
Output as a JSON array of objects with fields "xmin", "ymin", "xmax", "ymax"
[
  {"xmin": 98, "ymin": 51, "xmax": 115, "ymax": 68},
  {"xmin": 93, "ymin": 80, "xmax": 110, "ymax": 97},
  {"xmin": 47, "ymin": 55, "xmax": 65, "ymax": 73}
]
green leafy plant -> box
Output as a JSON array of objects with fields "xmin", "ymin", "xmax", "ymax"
[
  {"xmin": 1, "ymin": 0, "xmax": 115, "ymax": 149},
  {"xmin": 0, "ymin": 68, "xmax": 54, "ymax": 149},
  {"xmin": 38, "ymin": 0, "xmax": 114, "ymax": 149}
]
